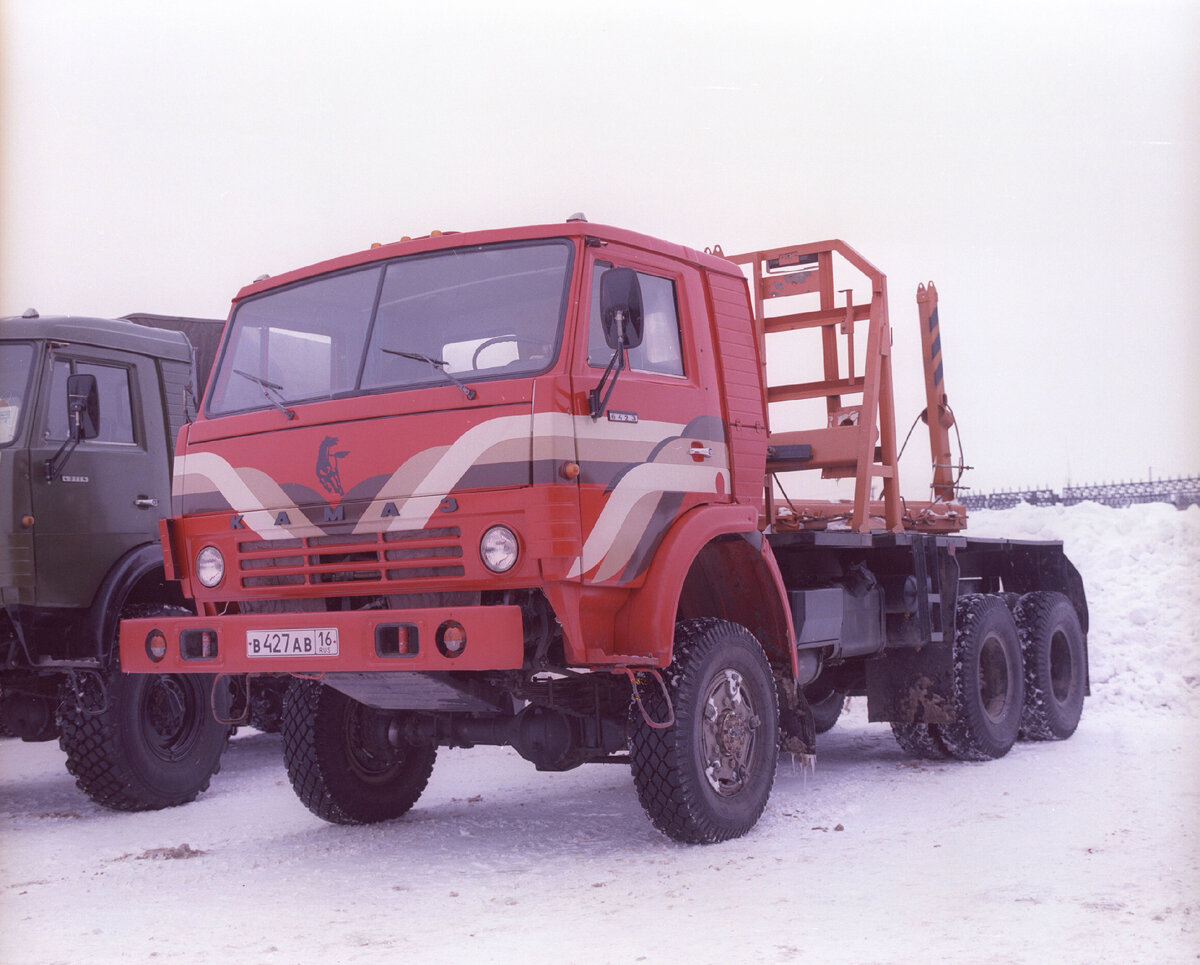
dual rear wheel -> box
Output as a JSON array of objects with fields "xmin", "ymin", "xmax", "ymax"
[{"xmin": 891, "ymin": 591, "xmax": 1086, "ymax": 761}]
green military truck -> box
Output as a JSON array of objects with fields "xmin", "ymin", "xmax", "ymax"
[{"xmin": 0, "ymin": 310, "xmax": 235, "ymax": 809}]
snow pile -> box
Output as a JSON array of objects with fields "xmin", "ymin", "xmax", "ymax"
[{"xmin": 965, "ymin": 501, "xmax": 1200, "ymax": 717}]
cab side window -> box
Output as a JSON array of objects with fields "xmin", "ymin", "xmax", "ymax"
[
  {"xmin": 46, "ymin": 360, "xmax": 136, "ymax": 444},
  {"xmin": 587, "ymin": 262, "xmax": 684, "ymax": 377}
]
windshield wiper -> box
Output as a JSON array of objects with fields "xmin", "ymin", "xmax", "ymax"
[
  {"xmin": 382, "ymin": 349, "xmax": 477, "ymax": 400},
  {"xmin": 234, "ymin": 369, "xmax": 296, "ymax": 420}
]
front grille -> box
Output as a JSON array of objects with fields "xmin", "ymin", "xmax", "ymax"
[
  {"xmin": 237, "ymin": 527, "xmax": 464, "ymax": 590},
  {"xmin": 383, "ymin": 526, "xmax": 464, "ymax": 580}
]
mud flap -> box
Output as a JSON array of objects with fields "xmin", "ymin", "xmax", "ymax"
[
  {"xmin": 776, "ymin": 671, "xmax": 817, "ymax": 757},
  {"xmin": 865, "ymin": 641, "xmax": 955, "ymax": 724}
]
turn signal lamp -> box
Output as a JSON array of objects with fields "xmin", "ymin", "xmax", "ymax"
[
  {"xmin": 146, "ymin": 629, "xmax": 168, "ymax": 663},
  {"xmin": 438, "ymin": 622, "xmax": 467, "ymax": 658}
]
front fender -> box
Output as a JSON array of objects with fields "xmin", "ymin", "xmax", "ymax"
[
  {"xmin": 88, "ymin": 543, "xmax": 186, "ymax": 666},
  {"xmin": 614, "ymin": 503, "xmax": 781, "ymax": 666}
]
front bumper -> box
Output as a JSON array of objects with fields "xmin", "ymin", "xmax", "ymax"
[{"xmin": 118, "ymin": 604, "xmax": 524, "ymax": 675}]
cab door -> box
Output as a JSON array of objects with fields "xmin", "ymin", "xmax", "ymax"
[
  {"xmin": 30, "ymin": 348, "xmax": 170, "ymax": 608},
  {"xmin": 568, "ymin": 244, "xmax": 729, "ymax": 587}
]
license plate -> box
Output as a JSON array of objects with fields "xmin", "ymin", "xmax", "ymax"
[{"xmin": 246, "ymin": 628, "xmax": 339, "ymax": 657}]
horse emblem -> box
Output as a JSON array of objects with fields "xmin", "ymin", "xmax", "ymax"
[{"xmin": 316, "ymin": 436, "xmax": 349, "ymax": 496}]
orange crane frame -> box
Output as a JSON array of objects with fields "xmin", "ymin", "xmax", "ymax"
[{"xmin": 726, "ymin": 240, "xmax": 965, "ymax": 534}]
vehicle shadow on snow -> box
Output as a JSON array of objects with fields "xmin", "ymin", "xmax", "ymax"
[
  {"xmin": 810, "ymin": 715, "xmax": 913, "ymax": 765},
  {"xmin": 772, "ymin": 712, "xmax": 954, "ymax": 794},
  {"xmin": 200, "ymin": 732, "xmax": 670, "ymax": 854},
  {"xmin": 262, "ymin": 719, "xmax": 937, "ymax": 857},
  {"xmin": 0, "ymin": 716, "xmax": 947, "ymax": 842},
  {"xmin": 0, "ymin": 731, "xmax": 285, "ymax": 823},
  {"xmin": 0, "ymin": 734, "xmax": 280, "ymax": 822},
  {"xmin": 219, "ymin": 728, "xmax": 286, "ymax": 774},
  {"xmin": 322, "ymin": 763, "xmax": 664, "ymax": 858},
  {"xmin": 0, "ymin": 765, "xmax": 94, "ymax": 820},
  {"xmin": 218, "ymin": 716, "xmax": 943, "ymax": 854}
]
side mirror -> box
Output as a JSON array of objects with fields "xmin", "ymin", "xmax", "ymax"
[
  {"xmin": 46, "ymin": 373, "xmax": 99, "ymax": 481},
  {"xmin": 599, "ymin": 268, "xmax": 645, "ymax": 350},
  {"xmin": 66, "ymin": 373, "xmax": 99, "ymax": 440}
]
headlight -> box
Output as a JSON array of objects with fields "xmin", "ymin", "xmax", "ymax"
[
  {"xmin": 195, "ymin": 545, "xmax": 225, "ymax": 588},
  {"xmin": 480, "ymin": 525, "xmax": 519, "ymax": 573}
]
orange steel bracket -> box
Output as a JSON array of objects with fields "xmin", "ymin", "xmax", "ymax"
[{"xmin": 726, "ymin": 240, "xmax": 904, "ymax": 534}]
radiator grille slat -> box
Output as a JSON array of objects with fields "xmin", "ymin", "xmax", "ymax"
[{"xmin": 237, "ymin": 528, "xmax": 463, "ymax": 589}]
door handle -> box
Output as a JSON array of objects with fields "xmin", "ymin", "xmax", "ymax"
[
  {"xmin": 689, "ymin": 445, "xmax": 713, "ymax": 460},
  {"xmin": 134, "ymin": 496, "xmax": 160, "ymax": 509}
]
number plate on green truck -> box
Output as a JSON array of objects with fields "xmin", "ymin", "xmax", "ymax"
[{"xmin": 246, "ymin": 628, "xmax": 339, "ymax": 657}]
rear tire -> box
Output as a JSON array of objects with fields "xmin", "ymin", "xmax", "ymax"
[
  {"xmin": 1014, "ymin": 592, "xmax": 1086, "ymax": 740},
  {"xmin": 890, "ymin": 721, "xmax": 950, "ymax": 759},
  {"xmin": 630, "ymin": 619, "xmax": 778, "ymax": 844},
  {"xmin": 937, "ymin": 594, "xmax": 1024, "ymax": 761},
  {"xmin": 281, "ymin": 678, "xmax": 436, "ymax": 825},
  {"xmin": 808, "ymin": 689, "xmax": 846, "ymax": 735}
]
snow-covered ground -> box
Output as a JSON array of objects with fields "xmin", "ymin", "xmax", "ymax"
[{"xmin": 2, "ymin": 503, "xmax": 1197, "ymax": 964}]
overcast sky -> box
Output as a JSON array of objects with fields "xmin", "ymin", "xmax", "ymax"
[{"xmin": 2, "ymin": 0, "xmax": 1196, "ymax": 494}]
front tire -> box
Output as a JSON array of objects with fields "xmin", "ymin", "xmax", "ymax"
[
  {"xmin": 630, "ymin": 619, "xmax": 779, "ymax": 844},
  {"xmin": 57, "ymin": 602, "xmax": 230, "ymax": 811},
  {"xmin": 281, "ymin": 678, "xmax": 437, "ymax": 825},
  {"xmin": 59, "ymin": 671, "xmax": 230, "ymax": 811},
  {"xmin": 937, "ymin": 594, "xmax": 1025, "ymax": 761}
]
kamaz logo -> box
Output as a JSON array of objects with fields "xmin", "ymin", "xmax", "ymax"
[{"xmin": 316, "ymin": 436, "xmax": 349, "ymax": 496}]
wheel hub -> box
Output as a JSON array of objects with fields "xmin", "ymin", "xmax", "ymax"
[
  {"xmin": 700, "ymin": 669, "xmax": 761, "ymax": 797},
  {"xmin": 978, "ymin": 632, "xmax": 1016, "ymax": 723},
  {"xmin": 1049, "ymin": 629, "xmax": 1073, "ymax": 702},
  {"xmin": 342, "ymin": 703, "xmax": 403, "ymax": 783},
  {"xmin": 147, "ymin": 678, "xmax": 187, "ymax": 740},
  {"xmin": 715, "ymin": 709, "xmax": 750, "ymax": 756},
  {"xmin": 140, "ymin": 675, "xmax": 201, "ymax": 762}
]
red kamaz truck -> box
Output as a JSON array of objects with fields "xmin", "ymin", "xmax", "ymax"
[{"xmin": 118, "ymin": 218, "xmax": 1088, "ymax": 843}]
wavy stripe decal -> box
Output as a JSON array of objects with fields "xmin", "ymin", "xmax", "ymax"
[
  {"xmin": 173, "ymin": 410, "xmax": 728, "ymax": 584},
  {"xmin": 357, "ymin": 414, "xmax": 534, "ymax": 534},
  {"xmin": 175, "ymin": 452, "xmax": 326, "ymax": 541},
  {"xmin": 567, "ymin": 460, "xmax": 729, "ymax": 580}
]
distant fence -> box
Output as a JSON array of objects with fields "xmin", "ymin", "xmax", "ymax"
[{"xmin": 961, "ymin": 475, "xmax": 1200, "ymax": 511}]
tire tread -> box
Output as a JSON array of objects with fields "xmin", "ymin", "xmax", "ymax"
[{"xmin": 630, "ymin": 619, "xmax": 778, "ymax": 844}]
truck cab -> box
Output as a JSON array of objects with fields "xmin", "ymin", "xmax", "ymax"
[
  {"xmin": 145, "ymin": 224, "xmax": 759, "ymax": 669},
  {"xmin": 1, "ymin": 312, "xmax": 229, "ymax": 810}
]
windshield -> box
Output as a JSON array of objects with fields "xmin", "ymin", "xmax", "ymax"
[
  {"xmin": 0, "ymin": 342, "xmax": 36, "ymax": 446},
  {"xmin": 207, "ymin": 239, "xmax": 573, "ymax": 416}
]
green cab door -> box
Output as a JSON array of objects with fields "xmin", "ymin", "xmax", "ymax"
[{"xmin": 29, "ymin": 347, "xmax": 170, "ymax": 609}]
